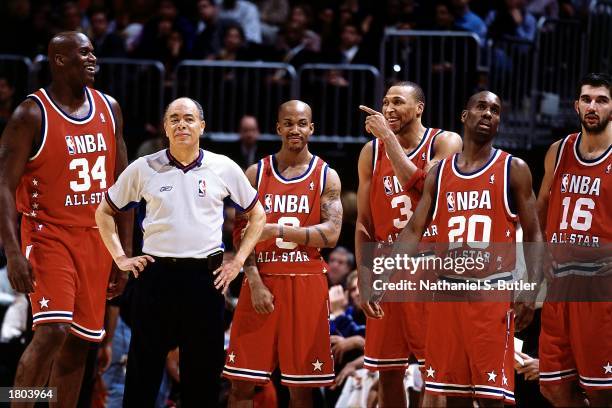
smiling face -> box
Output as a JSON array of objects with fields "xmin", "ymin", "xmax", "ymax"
[
  {"xmin": 163, "ymin": 98, "xmax": 205, "ymax": 149},
  {"xmin": 50, "ymin": 32, "xmax": 97, "ymax": 86},
  {"xmin": 382, "ymin": 85, "xmax": 424, "ymax": 134},
  {"xmin": 276, "ymin": 100, "xmax": 314, "ymax": 152},
  {"xmin": 461, "ymin": 91, "xmax": 501, "ymax": 144},
  {"xmin": 575, "ymin": 85, "xmax": 612, "ymax": 134}
]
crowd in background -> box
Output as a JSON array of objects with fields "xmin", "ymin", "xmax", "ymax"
[{"xmin": 0, "ymin": 0, "xmax": 596, "ymax": 406}]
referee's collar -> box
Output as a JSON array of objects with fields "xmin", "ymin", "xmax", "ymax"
[{"xmin": 166, "ymin": 148, "xmax": 204, "ymax": 173}]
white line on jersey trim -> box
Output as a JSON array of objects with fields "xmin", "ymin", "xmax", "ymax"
[
  {"xmin": 431, "ymin": 159, "xmax": 445, "ymax": 221},
  {"xmin": 269, "ymin": 155, "xmax": 319, "ymax": 184},
  {"xmin": 95, "ymin": 90, "xmax": 116, "ymax": 133},
  {"xmin": 503, "ymin": 154, "xmax": 518, "ymax": 219},
  {"xmin": 40, "ymin": 88, "xmax": 97, "ymax": 124},
  {"xmin": 573, "ymin": 132, "xmax": 612, "ymax": 166},
  {"xmin": 372, "ymin": 139, "xmax": 379, "ymax": 174},
  {"xmin": 451, "ymin": 149, "xmax": 502, "ymax": 179},
  {"xmin": 27, "ymin": 94, "xmax": 48, "ymax": 161}
]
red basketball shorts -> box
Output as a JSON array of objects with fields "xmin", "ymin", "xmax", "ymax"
[
  {"xmin": 223, "ymin": 274, "xmax": 335, "ymax": 387},
  {"xmin": 364, "ymin": 301, "xmax": 428, "ymax": 371},
  {"xmin": 21, "ymin": 217, "xmax": 113, "ymax": 342},
  {"xmin": 424, "ymin": 301, "xmax": 515, "ymax": 404},
  {"xmin": 540, "ymin": 301, "xmax": 612, "ymax": 390}
]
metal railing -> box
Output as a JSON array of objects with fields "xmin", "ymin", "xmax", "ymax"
[
  {"xmin": 488, "ymin": 37, "xmax": 538, "ymax": 149},
  {"xmin": 29, "ymin": 57, "xmax": 165, "ymax": 129},
  {"xmin": 587, "ymin": 0, "xmax": 612, "ymax": 73},
  {"xmin": 298, "ymin": 64, "xmax": 381, "ymax": 142},
  {"xmin": 381, "ymin": 29, "xmax": 482, "ymax": 133},
  {"xmin": 174, "ymin": 60, "xmax": 297, "ymax": 140}
]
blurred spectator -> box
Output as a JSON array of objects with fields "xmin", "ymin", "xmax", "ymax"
[
  {"xmin": 135, "ymin": 123, "xmax": 167, "ymax": 158},
  {"xmin": 324, "ymin": 23, "xmax": 375, "ymax": 65},
  {"xmin": 0, "ymin": 0, "xmax": 37, "ymax": 57},
  {"xmin": 525, "ymin": 0, "xmax": 559, "ymax": 18},
  {"xmin": 431, "ymin": 1, "xmax": 457, "ymax": 30},
  {"xmin": 327, "ymin": 246, "xmax": 355, "ymax": 287},
  {"xmin": 274, "ymin": 20, "xmax": 319, "ymax": 69},
  {"xmin": 256, "ymin": 0, "xmax": 289, "ymax": 45},
  {"xmin": 134, "ymin": 0, "xmax": 195, "ymax": 59},
  {"xmin": 88, "ymin": 7, "xmax": 127, "ymax": 57},
  {"xmin": 0, "ymin": 78, "xmax": 16, "ymax": 135},
  {"xmin": 191, "ymin": 0, "xmax": 238, "ymax": 59},
  {"xmin": 111, "ymin": 10, "xmax": 144, "ymax": 54},
  {"xmin": 60, "ymin": 1, "xmax": 87, "ymax": 33},
  {"xmin": 485, "ymin": 0, "xmax": 537, "ymax": 41},
  {"xmin": 289, "ymin": 4, "xmax": 321, "ymax": 52},
  {"xmin": 451, "ymin": 0, "xmax": 487, "ymax": 44},
  {"xmin": 163, "ymin": 29, "xmax": 187, "ymax": 79},
  {"xmin": 236, "ymin": 115, "xmax": 260, "ymax": 169},
  {"xmin": 218, "ymin": 0, "xmax": 263, "ymax": 44},
  {"xmin": 213, "ymin": 23, "xmax": 254, "ymax": 60}
]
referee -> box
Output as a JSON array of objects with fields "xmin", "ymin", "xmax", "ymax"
[{"xmin": 95, "ymin": 97, "xmax": 265, "ymax": 407}]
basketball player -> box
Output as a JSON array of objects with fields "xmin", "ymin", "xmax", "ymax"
[
  {"xmin": 0, "ymin": 32, "xmax": 131, "ymax": 406},
  {"xmin": 537, "ymin": 73, "xmax": 612, "ymax": 406},
  {"xmin": 356, "ymin": 81, "xmax": 462, "ymax": 407},
  {"xmin": 224, "ymin": 100, "xmax": 343, "ymax": 407},
  {"xmin": 393, "ymin": 91, "xmax": 542, "ymax": 406}
]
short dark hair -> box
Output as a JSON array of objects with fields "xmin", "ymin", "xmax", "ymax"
[
  {"xmin": 164, "ymin": 97, "xmax": 205, "ymax": 121},
  {"xmin": 576, "ymin": 72, "xmax": 612, "ymax": 99},
  {"xmin": 388, "ymin": 81, "xmax": 425, "ymax": 104}
]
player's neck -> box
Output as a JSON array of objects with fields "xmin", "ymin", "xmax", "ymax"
[
  {"xmin": 169, "ymin": 145, "xmax": 200, "ymax": 165},
  {"xmin": 275, "ymin": 148, "xmax": 312, "ymax": 168},
  {"xmin": 459, "ymin": 139, "xmax": 495, "ymax": 166},
  {"xmin": 48, "ymin": 81, "xmax": 87, "ymax": 108},
  {"xmin": 581, "ymin": 126, "xmax": 612, "ymax": 154},
  {"xmin": 396, "ymin": 122, "xmax": 426, "ymax": 150}
]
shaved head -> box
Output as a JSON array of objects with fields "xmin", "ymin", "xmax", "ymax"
[
  {"xmin": 48, "ymin": 31, "xmax": 90, "ymax": 61},
  {"xmin": 466, "ymin": 91, "xmax": 501, "ymax": 109},
  {"xmin": 278, "ymin": 100, "xmax": 312, "ymax": 122}
]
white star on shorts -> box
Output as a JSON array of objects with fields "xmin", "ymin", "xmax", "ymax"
[
  {"xmin": 426, "ymin": 366, "xmax": 435, "ymax": 378},
  {"xmin": 487, "ymin": 370, "xmax": 497, "ymax": 382},
  {"xmin": 604, "ymin": 362, "xmax": 612, "ymax": 374},
  {"xmin": 32, "ymin": 179, "xmax": 38, "ymax": 186},
  {"xmin": 312, "ymin": 359, "xmax": 323, "ymax": 371},
  {"xmin": 39, "ymin": 297, "xmax": 49, "ymax": 308},
  {"xmin": 228, "ymin": 352, "xmax": 236, "ymax": 363}
]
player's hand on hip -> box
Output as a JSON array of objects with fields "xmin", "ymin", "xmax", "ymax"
[
  {"xmin": 249, "ymin": 281, "xmax": 275, "ymax": 313},
  {"xmin": 214, "ymin": 258, "xmax": 241, "ymax": 294},
  {"xmin": 360, "ymin": 300, "xmax": 384, "ymax": 319},
  {"xmin": 359, "ymin": 105, "xmax": 393, "ymax": 141},
  {"xmin": 114, "ymin": 255, "xmax": 155, "ymax": 278},
  {"xmin": 7, "ymin": 253, "xmax": 35, "ymax": 293}
]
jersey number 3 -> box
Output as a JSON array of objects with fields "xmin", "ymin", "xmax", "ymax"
[
  {"xmin": 69, "ymin": 156, "xmax": 107, "ymax": 192},
  {"xmin": 391, "ymin": 195, "xmax": 413, "ymax": 229}
]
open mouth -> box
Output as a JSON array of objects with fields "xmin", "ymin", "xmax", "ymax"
[
  {"xmin": 478, "ymin": 121, "xmax": 491, "ymax": 130},
  {"xmin": 85, "ymin": 65, "xmax": 96, "ymax": 73}
]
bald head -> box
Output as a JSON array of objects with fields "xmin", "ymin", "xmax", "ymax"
[
  {"xmin": 278, "ymin": 100, "xmax": 312, "ymax": 122},
  {"xmin": 48, "ymin": 31, "xmax": 90, "ymax": 62},
  {"xmin": 466, "ymin": 91, "xmax": 501, "ymax": 109},
  {"xmin": 165, "ymin": 97, "xmax": 204, "ymax": 121}
]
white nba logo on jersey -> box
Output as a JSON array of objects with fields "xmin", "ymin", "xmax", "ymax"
[
  {"xmin": 65, "ymin": 136, "xmax": 76, "ymax": 155},
  {"xmin": 100, "ymin": 113, "xmax": 106, "ymax": 123},
  {"xmin": 383, "ymin": 176, "xmax": 393, "ymax": 196},
  {"xmin": 421, "ymin": 152, "xmax": 427, "ymax": 161},
  {"xmin": 489, "ymin": 174, "xmax": 495, "ymax": 184},
  {"xmin": 264, "ymin": 194, "xmax": 272, "ymax": 213},
  {"xmin": 561, "ymin": 174, "xmax": 569, "ymax": 193},
  {"xmin": 198, "ymin": 179, "xmax": 206, "ymax": 197},
  {"xmin": 446, "ymin": 192, "xmax": 456, "ymax": 212},
  {"xmin": 606, "ymin": 163, "xmax": 611, "ymax": 174}
]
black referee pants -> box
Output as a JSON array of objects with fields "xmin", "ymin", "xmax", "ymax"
[{"xmin": 123, "ymin": 256, "xmax": 225, "ymax": 407}]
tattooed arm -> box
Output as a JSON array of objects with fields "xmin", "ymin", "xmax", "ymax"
[{"xmin": 259, "ymin": 168, "xmax": 343, "ymax": 248}]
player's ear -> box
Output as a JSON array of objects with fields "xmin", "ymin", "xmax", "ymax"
[
  {"xmin": 54, "ymin": 54, "xmax": 64, "ymax": 67},
  {"xmin": 574, "ymin": 100, "xmax": 580, "ymax": 116},
  {"xmin": 276, "ymin": 122, "xmax": 281, "ymax": 136},
  {"xmin": 460, "ymin": 110, "xmax": 467, "ymax": 123},
  {"xmin": 309, "ymin": 122, "xmax": 314, "ymax": 135},
  {"xmin": 416, "ymin": 102, "xmax": 424, "ymax": 117}
]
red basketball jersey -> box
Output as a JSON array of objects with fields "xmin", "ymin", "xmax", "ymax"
[
  {"xmin": 431, "ymin": 149, "xmax": 517, "ymax": 277},
  {"xmin": 545, "ymin": 133, "xmax": 612, "ymax": 266},
  {"xmin": 370, "ymin": 128, "xmax": 443, "ymax": 244},
  {"xmin": 254, "ymin": 155, "xmax": 328, "ymax": 275},
  {"xmin": 16, "ymin": 88, "xmax": 116, "ymax": 227}
]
